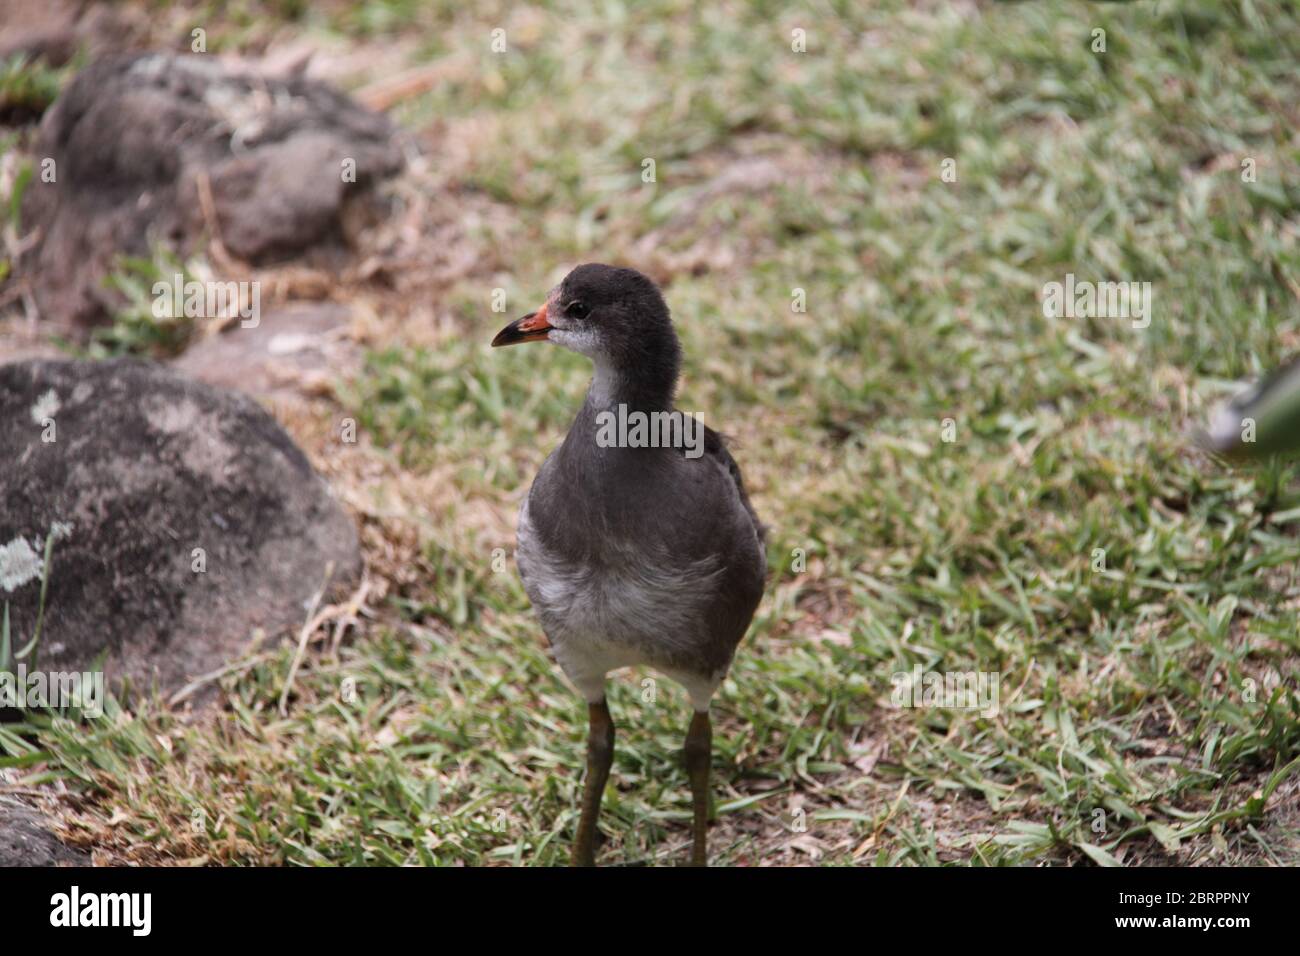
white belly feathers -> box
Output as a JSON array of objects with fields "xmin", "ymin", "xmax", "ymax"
[{"xmin": 515, "ymin": 495, "xmax": 728, "ymax": 709}]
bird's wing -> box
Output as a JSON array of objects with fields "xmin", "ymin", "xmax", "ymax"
[{"xmin": 700, "ymin": 424, "xmax": 767, "ymax": 547}]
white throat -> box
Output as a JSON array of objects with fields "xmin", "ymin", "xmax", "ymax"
[
  {"xmin": 588, "ymin": 359, "xmax": 622, "ymax": 408},
  {"xmin": 548, "ymin": 327, "xmax": 622, "ymax": 408}
]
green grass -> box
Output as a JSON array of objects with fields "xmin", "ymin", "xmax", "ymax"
[
  {"xmin": 3, "ymin": 0, "xmax": 1300, "ymax": 865},
  {"xmin": 89, "ymin": 251, "xmax": 205, "ymax": 358},
  {"xmin": 0, "ymin": 54, "xmax": 73, "ymax": 122}
]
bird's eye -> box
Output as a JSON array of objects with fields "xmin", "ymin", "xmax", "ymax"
[{"xmin": 567, "ymin": 301, "xmax": 589, "ymax": 319}]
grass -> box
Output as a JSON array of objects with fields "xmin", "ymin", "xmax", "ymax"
[
  {"xmin": 2, "ymin": 0, "xmax": 1299, "ymax": 865},
  {"xmin": 0, "ymin": 54, "xmax": 72, "ymax": 124},
  {"xmin": 90, "ymin": 251, "xmax": 205, "ymax": 358}
]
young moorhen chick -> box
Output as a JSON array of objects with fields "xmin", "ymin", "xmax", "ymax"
[{"xmin": 492, "ymin": 263, "xmax": 765, "ymax": 866}]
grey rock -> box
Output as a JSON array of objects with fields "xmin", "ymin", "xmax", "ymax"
[
  {"xmin": 16, "ymin": 53, "xmax": 403, "ymax": 328},
  {"xmin": 0, "ymin": 799, "xmax": 87, "ymax": 867},
  {"xmin": 171, "ymin": 302, "xmax": 357, "ymax": 399},
  {"xmin": 0, "ymin": 357, "xmax": 360, "ymax": 701},
  {"xmin": 0, "ymin": 0, "xmax": 141, "ymax": 72}
]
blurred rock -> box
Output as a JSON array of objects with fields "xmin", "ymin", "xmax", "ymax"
[
  {"xmin": 16, "ymin": 53, "xmax": 403, "ymax": 328},
  {"xmin": 0, "ymin": 1, "xmax": 142, "ymax": 70},
  {"xmin": 171, "ymin": 302, "xmax": 358, "ymax": 400},
  {"xmin": 0, "ymin": 358, "xmax": 360, "ymax": 701},
  {"xmin": 0, "ymin": 799, "xmax": 86, "ymax": 866}
]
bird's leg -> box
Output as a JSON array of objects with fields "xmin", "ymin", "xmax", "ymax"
[
  {"xmin": 573, "ymin": 698, "xmax": 615, "ymax": 867},
  {"xmin": 683, "ymin": 709, "xmax": 712, "ymax": 866}
]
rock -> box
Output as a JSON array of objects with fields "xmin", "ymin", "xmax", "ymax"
[
  {"xmin": 0, "ymin": 798, "xmax": 87, "ymax": 866},
  {"xmin": 16, "ymin": 53, "xmax": 403, "ymax": 328},
  {"xmin": 0, "ymin": 1, "xmax": 141, "ymax": 70},
  {"xmin": 171, "ymin": 302, "xmax": 358, "ymax": 399},
  {"xmin": 0, "ymin": 358, "xmax": 360, "ymax": 701}
]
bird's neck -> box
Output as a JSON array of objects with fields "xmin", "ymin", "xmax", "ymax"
[
  {"xmin": 555, "ymin": 358, "xmax": 678, "ymax": 477},
  {"xmin": 583, "ymin": 356, "xmax": 676, "ymax": 414}
]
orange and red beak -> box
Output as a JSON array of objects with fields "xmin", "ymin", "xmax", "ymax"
[{"xmin": 491, "ymin": 303, "xmax": 552, "ymax": 347}]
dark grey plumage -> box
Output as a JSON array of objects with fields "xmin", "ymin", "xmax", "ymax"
[
  {"xmin": 492, "ymin": 263, "xmax": 765, "ymax": 865},
  {"xmin": 503, "ymin": 264, "xmax": 765, "ymax": 707}
]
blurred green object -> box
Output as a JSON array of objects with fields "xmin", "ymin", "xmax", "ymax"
[{"xmin": 1200, "ymin": 359, "xmax": 1300, "ymax": 460}]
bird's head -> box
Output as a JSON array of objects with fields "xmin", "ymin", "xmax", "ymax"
[{"xmin": 492, "ymin": 264, "xmax": 681, "ymax": 399}]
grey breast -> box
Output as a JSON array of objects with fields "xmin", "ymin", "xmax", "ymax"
[{"xmin": 516, "ymin": 432, "xmax": 764, "ymax": 677}]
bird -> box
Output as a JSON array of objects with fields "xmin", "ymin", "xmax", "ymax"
[
  {"xmin": 492, "ymin": 263, "xmax": 766, "ymax": 866},
  {"xmin": 1198, "ymin": 357, "xmax": 1300, "ymax": 460}
]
